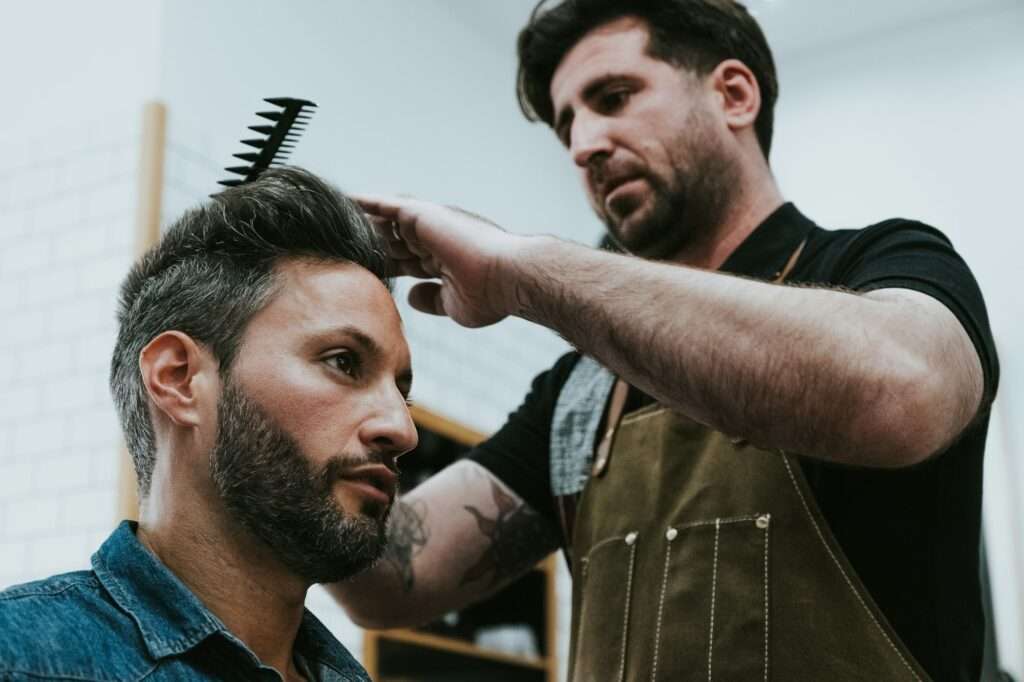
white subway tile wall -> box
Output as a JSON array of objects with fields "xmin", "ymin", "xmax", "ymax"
[{"xmin": 0, "ymin": 113, "xmax": 139, "ymax": 588}]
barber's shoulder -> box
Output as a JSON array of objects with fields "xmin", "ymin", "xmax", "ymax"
[
  {"xmin": 851, "ymin": 217, "xmax": 954, "ymax": 250},
  {"xmin": 0, "ymin": 571, "xmax": 154, "ymax": 679}
]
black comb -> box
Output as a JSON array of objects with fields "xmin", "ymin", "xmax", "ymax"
[{"xmin": 215, "ymin": 97, "xmax": 317, "ymax": 191}]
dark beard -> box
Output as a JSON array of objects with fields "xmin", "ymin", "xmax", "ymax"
[
  {"xmin": 209, "ymin": 377, "xmax": 389, "ymax": 584},
  {"xmin": 603, "ymin": 108, "xmax": 740, "ymax": 261}
]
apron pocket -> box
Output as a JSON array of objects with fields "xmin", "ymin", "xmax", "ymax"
[
  {"xmin": 572, "ymin": 532, "xmax": 639, "ymax": 682},
  {"xmin": 652, "ymin": 514, "xmax": 771, "ymax": 682}
]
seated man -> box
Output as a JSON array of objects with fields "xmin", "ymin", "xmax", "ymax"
[{"xmin": 0, "ymin": 167, "xmax": 417, "ymax": 681}]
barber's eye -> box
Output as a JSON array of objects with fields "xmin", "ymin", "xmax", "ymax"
[
  {"xmin": 327, "ymin": 350, "xmax": 361, "ymax": 378},
  {"xmin": 598, "ymin": 89, "xmax": 630, "ymax": 113}
]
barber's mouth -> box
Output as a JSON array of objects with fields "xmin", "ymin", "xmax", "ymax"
[
  {"xmin": 603, "ymin": 176, "xmax": 642, "ymax": 200},
  {"xmin": 338, "ymin": 465, "xmax": 397, "ymax": 506},
  {"xmin": 605, "ymin": 178, "xmax": 645, "ymax": 212}
]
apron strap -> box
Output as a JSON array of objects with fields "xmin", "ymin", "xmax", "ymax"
[
  {"xmin": 591, "ymin": 378, "xmax": 630, "ymax": 476},
  {"xmin": 774, "ymin": 238, "xmax": 807, "ymax": 283}
]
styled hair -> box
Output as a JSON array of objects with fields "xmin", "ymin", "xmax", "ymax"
[
  {"xmin": 110, "ymin": 166, "xmax": 391, "ymax": 496},
  {"xmin": 516, "ymin": 0, "xmax": 779, "ymax": 157}
]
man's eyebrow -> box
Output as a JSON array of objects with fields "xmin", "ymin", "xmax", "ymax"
[{"xmin": 331, "ymin": 325, "xmax": 382, "ymax": 357}]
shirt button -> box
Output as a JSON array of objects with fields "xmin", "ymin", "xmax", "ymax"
[
  {"xmin": 625, "ymin": 532, "xmax": 638, "ymax": 546},
  {"xmin": 756, "ymin": 514, "xmax": 770, "ymax": 529},
  {"xmin": 666, "ymin": 527, "xmax": 678, "ymax": 541}
]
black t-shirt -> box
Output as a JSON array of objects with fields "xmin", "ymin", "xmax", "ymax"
[{"xmin": 470, "ymin": 203, "xmax": 999, "ymax": 682}]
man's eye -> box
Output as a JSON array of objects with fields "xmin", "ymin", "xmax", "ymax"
[
  {"xmin": 598, "ymin": 89, "xmax": 630, "ymax": 113},
  {"xmin": 327, "ymin": 351, "xmax": 361, "ymax": 377}
]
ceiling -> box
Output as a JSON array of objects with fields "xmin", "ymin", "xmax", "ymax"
[{"xmin": 457, "ymin": 0, "xmax": 1016, "ymax": 59}]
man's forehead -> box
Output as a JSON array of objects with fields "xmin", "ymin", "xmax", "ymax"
[
  {"xmin": 550, "ymin": 17, "xmax": 654, "ymax": 108},
  {"xmin": 257, "ymin": 259, "xmax": 405, "ymax": 346}
]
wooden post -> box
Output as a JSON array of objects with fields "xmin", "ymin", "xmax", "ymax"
[{"xmin": 117, "ymin": 101, "xmax": 167, "ymax": 522}]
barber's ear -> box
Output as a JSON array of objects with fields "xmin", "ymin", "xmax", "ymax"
[
  {"xmin": 139, "ymin": 331, "xmax": 214, "ymax": 428},
  {"xmin": 711, "ymin": 59, "xmax": 760, "ymax": 131}
]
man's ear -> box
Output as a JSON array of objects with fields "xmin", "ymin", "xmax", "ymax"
[
  {"xmin": 139, "ymin": 331, "xmax": 213, "ymax": 428},
  {"xmin": 710, "ymin": 59, "xmax": 761, "ymax": 132}
]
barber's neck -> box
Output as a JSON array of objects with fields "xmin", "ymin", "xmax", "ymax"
[
  {"xmin": 138, "ymin": 463, "xmax": 309, "ymax": 681},
  {"xmin": 671, "ymin": 149, "xmax": 784, "ymax": 271}
]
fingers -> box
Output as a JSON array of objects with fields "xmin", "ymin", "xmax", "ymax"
[
  {"xmin": 360, "ymin": 194, "xmax": 446, "ymax": 283},
  {"xmin": 367, "ymin": 215, "xmax": 412, "ymax": 256},
  {"xmin": 352, "ymin": 193, "xmax": 417, "ymax": 220},
  {"xmin": 408, "ymin": 282, "xmax": 446, "ymax": 317}
]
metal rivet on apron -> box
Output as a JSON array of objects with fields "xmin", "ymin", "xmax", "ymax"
[
  {"xmin": 666, "ymin": 527, "xmax": 678, "ymax": 541},
  {"xmin": 756, "ymin": 514, "xmax": 771, "ymax": 529},
  {"xmin": 625, "ymin": 531, "xmax": 638, "ymax": 546}
]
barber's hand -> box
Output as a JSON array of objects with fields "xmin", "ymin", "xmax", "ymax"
[{"xmin": 354, "ymin": 194, "xmax": 526, "ymax": 328}]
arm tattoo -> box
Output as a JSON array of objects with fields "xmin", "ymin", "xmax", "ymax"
[
  {"xmin": 460, "ymin": 480, "xmax": 558, "ymax": 587},
  {"xmin": 381, "ymin": 499, "xmax": 429, "ymax": 593}
]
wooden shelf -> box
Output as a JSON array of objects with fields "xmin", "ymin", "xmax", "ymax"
[
  {"xmin": 409, "ymin": 404, "xmax": 486, "ymax": 447},
  {"xmin": 371, "ymin": 629, "xmax": 548, "ymax": 671}
]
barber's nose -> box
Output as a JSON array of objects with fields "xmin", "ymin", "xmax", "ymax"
[
  {"xmin": 570, "ymin": 113, "xmax": 614, "ymax": 169},
  {"xmin": 361, "ymin": 388, "xmax": 418, "ymax": 459}
]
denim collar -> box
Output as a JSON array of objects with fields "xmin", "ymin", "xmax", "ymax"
[
  {"xmin": 718, "ymin": 202, "xmax": 818, "ymax": 280},
  {"xmin": 91, "ymin": 521, "xmax": 353, "ymax": 673}
]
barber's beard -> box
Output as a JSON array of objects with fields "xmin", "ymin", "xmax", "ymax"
[
  {"xmin": 209, "ymin": 377, "xmax": 388, "ymax": 584},
  {"xmin": 603, "ymin": 108, "xmax": 740, "ymax": 261}
]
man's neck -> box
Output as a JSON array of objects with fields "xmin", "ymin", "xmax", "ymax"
[
  {"xmin": 672, "ymin": 165, "xmax": 785, "ymax": 271},
  {"xmin": 137, "ymin": 502, "xmax": 309, "ymax": 680}
]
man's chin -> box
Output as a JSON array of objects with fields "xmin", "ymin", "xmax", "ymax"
[{"xmin": 608, "ymin": 215, "xmax": 660, "ymax": 255}]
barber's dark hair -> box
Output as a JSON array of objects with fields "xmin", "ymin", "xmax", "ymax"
[
  {"xmin": 517, "ymin": 0, "xmax": 779, "ymax": 157},
  {"xmin": 110, "ymin": 166, "xmax": 391, "ymax": 497}
]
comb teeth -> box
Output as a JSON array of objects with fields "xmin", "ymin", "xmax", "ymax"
[
  {"xmin": 214, "ymin": 97, "xmax": 318, "ymax": 195},
  {"xmin": 264, "ymin": 97, "xmax": 315, "ymax": 107}
]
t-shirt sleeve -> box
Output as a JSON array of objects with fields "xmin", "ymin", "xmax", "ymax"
[
  {"xmin": 467, "ymin": 351, "xmax": 581, "ymax": 525},
  {"xmin": 833, "ymin": 220, "xmax": 999, "ymax": 403}
]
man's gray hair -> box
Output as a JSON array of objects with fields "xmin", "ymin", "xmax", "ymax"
[{"xmin": 109, "ymin": 166, "xmax": 391, "ymax": 497}]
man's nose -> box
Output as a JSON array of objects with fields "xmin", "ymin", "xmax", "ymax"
[
  {"xmin": 361, "ymin": 387, "xmax": 419, "ymax": 461},
  {"xmin": 570, "ymin": 113, "xmax": 614, "ymax": 169}
]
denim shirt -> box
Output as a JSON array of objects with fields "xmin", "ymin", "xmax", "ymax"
[{"xmin": 0, "ymin": 521, "xmax": 370, "ymax": 681}]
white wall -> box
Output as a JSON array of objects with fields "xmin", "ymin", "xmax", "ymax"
[
  {"xmin": 771, "ymin": 3, "xmax": 1024, "ymax": 675},
  {"xmin": 0, "ymin": 0, "xmax": 162, "ymax": 589}
]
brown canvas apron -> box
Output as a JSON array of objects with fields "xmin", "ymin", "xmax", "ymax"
[{"xmin": 566, "ymin": 246, "xmax": 932, "ymax": 681}]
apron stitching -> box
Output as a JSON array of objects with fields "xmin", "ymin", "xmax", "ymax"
[
  {"xmin": 583, "ymin": 534, "xmax": 629, "ymax": 559},
  {"xmin": 650, "ymin": 531, "xmax": 674, "ymax": 682},
  {"xmin": 674, "ymin": 514, "xmax": 760, "ymax": 531},
  {"xmin": 763, "ymin": 518, "xmax": 770, "ymax": 682},
  {"xmin": 617, "ymin": 543, "xmax": 637, "ymax": 682},
  {"xmin": 707, "ymin": 518, "xmax": 721, "ymax": 682},
  {"xmin": 780, "ymin": 456, "xmax": 922, "ymax": 681}
]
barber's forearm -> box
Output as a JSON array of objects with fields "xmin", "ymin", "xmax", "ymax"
[
  {"xmin": 330, "ymin": 461, "xmax": 561, "ymax": 629},
  {"xmin": 507, "ymin": 236, "xmax": 969, "ymax": 466},
  {"xmin": 329, "ymin": 563, "xmax": 418, "ymax": 630},
  {"xmin": 330, "ymin": 495, "xmax": 457, "ymax": 630}
]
